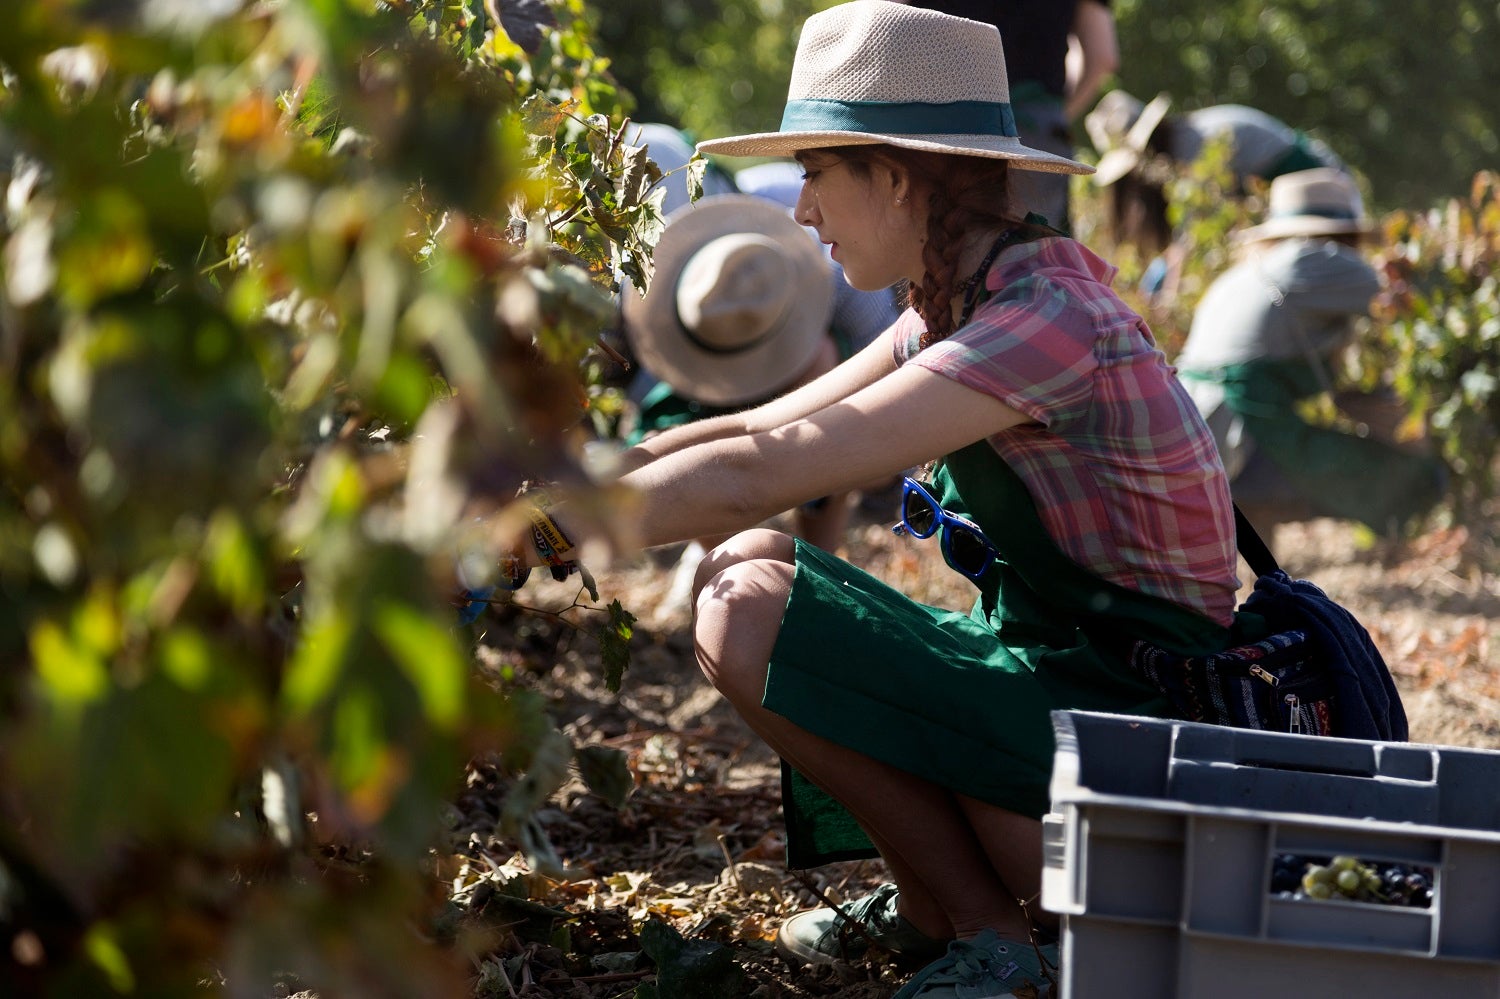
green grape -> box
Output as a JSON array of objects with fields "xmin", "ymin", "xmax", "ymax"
[
  {"xmin": 1302, "ymin": 867, "xmax": 1332, "ymax": 894},
  {"xmin": 1277, "ymin": 854, "xmax": 1436, "ymax": 908}
]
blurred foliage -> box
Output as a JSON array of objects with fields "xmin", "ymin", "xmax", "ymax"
[
  {"xmin": 0, "ymin": 0, "xmax": 670, "ymax": 994},
  {"xmin": 1108, "ymin": 0, "xmax": 1500, "ymax": 211},
  {"xmin": 589, "ymin": 0, "xmax": 836, "ymax": 143},
  {"xmin": 1364, "ymin": 171, "xmax": 1500, "ymax": 515}
]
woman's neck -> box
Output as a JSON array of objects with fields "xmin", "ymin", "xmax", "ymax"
[
  {"xmin": 955, "ymin": 227, "xmax": 1010, "ymax": 284},
  {"xmin": 949, "ymin": 227, "xmax": 1017, "ymax": 326}
]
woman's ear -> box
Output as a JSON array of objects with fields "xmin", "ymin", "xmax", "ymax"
[{"xmin": 887, "ymin": 165, "xmax": 914, "ymax": 209}]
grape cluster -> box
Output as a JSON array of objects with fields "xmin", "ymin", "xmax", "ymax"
[{"xmin": 1269, "ymin": 854, "xmax": 1435, "ymax": 908}]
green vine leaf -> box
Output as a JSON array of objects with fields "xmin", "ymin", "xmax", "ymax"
[
  {"xmin": 685, "ymin": 155, "xmax": 708, "ymax": 204},
  {"xmin": 597, "ymin": 598, "xmax": 636, "ymax": 693},
  {"xmin": 636, "ymin": 918, "xmax": 744, "ymax": 999},
  {"xmin": 574, "ymin": 744, "xmax": 633, "ymax": 808}
]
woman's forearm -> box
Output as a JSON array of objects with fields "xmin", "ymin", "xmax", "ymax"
[
  {"xmin": 619, "ymin": 329, "xmax": 898, "ymax": 476},
  {"xmin": 616, "ymin": 408, "xmax": 755, "ymax": 475}
]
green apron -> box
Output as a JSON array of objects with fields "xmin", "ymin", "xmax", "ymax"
[
  {"xmin": 764, "ymin": 440, "xmax": 1253, "ymax": 868},
  {"xmin": 1263, "ymin": 131, "xmax": 1329, "ymax": 180}
]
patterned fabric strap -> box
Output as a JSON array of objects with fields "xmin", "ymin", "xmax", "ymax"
[
  {"xmin": 525, "ymin": 492, "xmax": 579, "ymax": 581},
  {"xmin": 1128, "ymin": 628, "xmax": 1335, "ymax": 736}
]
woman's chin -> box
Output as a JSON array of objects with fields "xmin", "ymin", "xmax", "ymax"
[{"xmin": 840, "ymin": 268, "xmax": 900, "ymax": 295}]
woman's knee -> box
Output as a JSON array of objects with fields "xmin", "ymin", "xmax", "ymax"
[
  {"xmin": 692, "ymin": 555, "xmax": 794, "ymax": 705},
  {"xmin": 691, "ymin": 528, "xmax": 795, "ymax": 598}
]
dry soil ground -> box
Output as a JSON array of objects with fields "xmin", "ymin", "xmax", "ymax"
[{"xmin": 454, "ymin": 502, "xmax": 1500, "ymax": 998}]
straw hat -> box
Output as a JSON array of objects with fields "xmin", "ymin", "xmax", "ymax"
[
  {"xmin": 1236, "ymin": 168, "xmax": 1372, "ymax": 243},
  {"xmin": 697, "ymin": 0, "xmax": 1090, "ymax": 174},
  {"xmin": 622, "ymin": 194, "xmax": 833, "ymax": 407},
  {"xmin": 1085, "ymin": 90, "xmax": 1173, "ymax": 187}
]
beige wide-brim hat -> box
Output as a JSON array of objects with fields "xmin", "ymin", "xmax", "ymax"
[
  {"xmin": 622, "ymin": 194, "xmax": 833, "ymax": 408},
  {"xmin": 1236, "ymin": 168, "xmax": 1373, "ymax": 243},
  {"xmin": 1086, "ymin": 90, "xmax": 1172, "ymax": 187},
  {"xmin": 697, "ymin": 0, "xmax": 1091, "ymax": 175}
]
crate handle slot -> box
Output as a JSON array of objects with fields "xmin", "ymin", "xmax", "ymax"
[
  {"xmin": 1240, "ymin": 756, "xmax": 1378, "ymax": 779},
  {"xmin": 1169, "ymin": 726, "xmax": 1436, "ymax": 783}
]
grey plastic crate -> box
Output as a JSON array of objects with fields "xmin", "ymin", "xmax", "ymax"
[{"xmin": 1042, "ymin": 710, "xmax": 1500, "ymax": 998}]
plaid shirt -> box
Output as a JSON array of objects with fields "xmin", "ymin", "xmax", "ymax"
[{"xmin": 894, "ymin": 237, "xmax": 1239, "ymax": 624}]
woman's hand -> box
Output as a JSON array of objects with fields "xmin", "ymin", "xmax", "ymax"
[{"xmin": 451, "ymin": 486, "xmax": 593, "ymax": 624}]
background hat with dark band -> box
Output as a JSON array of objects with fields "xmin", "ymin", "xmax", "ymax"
[
  {"xmin": 622, "ymin": 194, "xmax": 834, "ymax": 408},
  {"xmin": 696, "ymin": 0, "xmax": 1091, "ymax": 174},
  {"xmin": 1236, "ymin": 168, "xmax": 1373, "ymax": 243}
]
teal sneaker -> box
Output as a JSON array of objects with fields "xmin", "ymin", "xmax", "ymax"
[
  {"xmin": 892, "ymin": 928, "xmax": 1059, "ymax": 998},
  {"xmin": 774, "ymin": 883, "xmax": 948, "ymax": 966}
]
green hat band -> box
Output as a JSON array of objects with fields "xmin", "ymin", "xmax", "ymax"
[{"xmin": 780, "ymin": 97, "xmax": 1018, "ymax": 139}]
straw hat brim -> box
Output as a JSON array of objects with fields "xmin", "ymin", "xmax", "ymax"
[
  {"xmin": 1236, "ymin": 216, "xmax": 1373, "ymax": 244},
  {"xmin": 697, "ymin": 131, "xmax": 1094, "ymax": 175},
  {"xmin": 622, "ymin": 194, "xmax": 834, "ymax": 408}
]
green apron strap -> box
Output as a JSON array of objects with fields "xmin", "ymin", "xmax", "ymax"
[{"xmin": 934, "ymin": 442, "xmax": 1234, "ymax": 655}]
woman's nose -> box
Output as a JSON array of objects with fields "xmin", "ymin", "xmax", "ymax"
[{"xmin": 794, "ymin": 186, "xmax": 819, "ymax": 227}]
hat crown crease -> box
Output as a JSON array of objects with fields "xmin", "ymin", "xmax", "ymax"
[{"xmin": 675, "ymin": 233, "xmax": 795, "ymax": 354}]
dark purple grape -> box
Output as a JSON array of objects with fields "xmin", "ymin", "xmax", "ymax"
[{"xmin": 1271, "ymin": 867, "xmax": 1301, "ymax": 893}]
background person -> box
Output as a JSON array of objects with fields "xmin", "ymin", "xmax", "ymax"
[
  {"xmin": 1175, "ymin": 168, "xmax": 1447, "ymax": 535},
  {"xmin": 903, "ymin": 0, "xmax": 1119, "ymax": 234},
  {"xmin": 1085, "ymin": 90, "xmax": 1348, "ymax": 259},
  {"xmin": 494, "ymin": 5, "xmax": 1249, "ymax": 996},
  {"xmin": 617, "ymin": 192, "xmax": 855, "ymax": 555},
  {"xmin": 603, "ymin": 122, "xmax": 741, "ymax": 408}
]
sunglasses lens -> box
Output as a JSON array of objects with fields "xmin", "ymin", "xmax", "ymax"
[
  {"xmin": 947, "ymin": 527, "xmax": 991, "ymax": 577},
  {"xmin": 902, "ymin": 489, "xmax": 938, "ymax": 538}
]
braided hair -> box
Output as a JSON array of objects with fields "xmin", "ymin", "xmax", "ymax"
[{"xmin": 820, "ymin": 145, "xmax": 1044, "ymax": 348}]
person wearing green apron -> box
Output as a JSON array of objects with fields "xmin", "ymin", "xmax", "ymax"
[
  {"xmin": 1086, "ymin": 91, "xmax": 1350, "ymax": 280},
  {"xmin": 500, "ymin": 5, "xmax": 1241, "ymax": 996},
  {"xmin": 1176, "ymin": 168, "xmax": 1447, "ymax": 535}
]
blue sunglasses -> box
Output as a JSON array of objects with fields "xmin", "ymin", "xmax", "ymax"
[{"xmin": 892, "ymin": 477, "xmax": 1001, "ymax": 581}]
